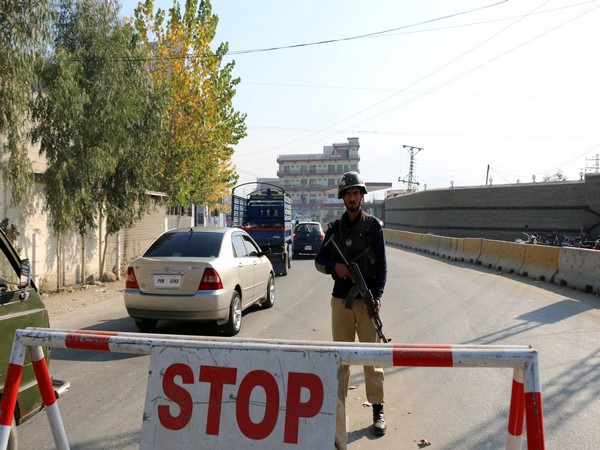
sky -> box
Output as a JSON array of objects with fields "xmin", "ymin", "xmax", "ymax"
[{"xmin": 121, "ymin": 0, "xmax": 600, "ymax": 199}]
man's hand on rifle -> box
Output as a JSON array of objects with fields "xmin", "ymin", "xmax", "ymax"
[
  {"xmin": 371, "ymin": 298, "xmax": 381, "ymax": 317},
  {"xmin": 335, "ymin": 263, "xmax": 351, "ymax": 280}
]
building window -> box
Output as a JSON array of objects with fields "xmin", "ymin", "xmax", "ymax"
[
  {"xmin": 309, "ymin": 166, "xmax": 316, "ymax": 174},
  {"xmin": 328, "ymin": 165, "xmax": 335, "ymax": 174},
  {"xmin": 328, "ymin": 178, "xmax": 336, "ymax": 186}
]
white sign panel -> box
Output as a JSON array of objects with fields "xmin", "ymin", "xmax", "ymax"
[{"xmin": 141, "ymin": 345, "xmax": 339, "ymax": 449}]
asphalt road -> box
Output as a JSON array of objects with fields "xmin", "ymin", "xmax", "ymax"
[{"xmin": 19, "ymin": 246, "xmax": 600, "ymax": 449}]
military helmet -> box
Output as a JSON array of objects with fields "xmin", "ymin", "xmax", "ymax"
[{"xmin": 337, "ymin": 171, "xmax": 367, "ymax": 199}]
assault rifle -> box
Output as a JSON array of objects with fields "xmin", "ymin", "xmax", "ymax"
[{"xmin": 326, "ymin": 235, "xmax": 391, "ymax": 343}]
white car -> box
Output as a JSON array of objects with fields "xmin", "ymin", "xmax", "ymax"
[{"xmin": 124, "ymin": 227, "xmax": 275, "ymax": 335}]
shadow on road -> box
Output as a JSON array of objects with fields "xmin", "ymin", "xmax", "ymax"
[{"xmin": 49, "ymin": 304, "xmax": 265, "ymax": 363}]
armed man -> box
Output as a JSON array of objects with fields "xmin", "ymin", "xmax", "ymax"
[{"xmin": 315, "ymin": 171, "xmax": 388, "ymax": 449}]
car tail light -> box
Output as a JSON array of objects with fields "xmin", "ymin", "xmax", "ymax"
[
  {"xmin": 125, "ymin": 267, "xmax": 139, "ymax": 289},
  {"xmin": 199, "ymin": 268, "xmax": 223, "ymax": 290},
  {"xmin": 318, "ymin": 232, "xmax": 325, "ymax": 241}
]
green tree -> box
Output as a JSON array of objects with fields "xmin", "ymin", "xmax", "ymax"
[
  {"xmin": 542, "ymin": 169, "xmax": 567, "ymax": 182},
  {"xmin": 0, "ymin": 0, "xmax": 54, "ymax": 203},
  {"xmin": 133, "ymin": 0, "xmax": 246, "ymax": 209},
  {"xmin": 32, "ymin": 0, "xmax": 165, "ymax": 285}
]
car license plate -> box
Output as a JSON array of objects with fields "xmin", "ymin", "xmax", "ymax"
[
  {"xmin": 304, "ymin": 245, "xmax": 312, "ymax": 251},
  {"xmin": 153, "ymin": 274, "xmax": 182, "ymax": 289}
]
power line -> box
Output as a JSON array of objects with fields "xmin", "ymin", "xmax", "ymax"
[
  {"xmin": 226, "ymin": 1, "xmax": 509, "ymax": 55},
  {"xmin": 105, "ymin": 1, "xmax": 508, "ymax": 65}
]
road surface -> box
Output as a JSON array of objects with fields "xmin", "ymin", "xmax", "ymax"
[{"xmin": 19, "ymin": 246, "xmax": 600, "ymax": 449}]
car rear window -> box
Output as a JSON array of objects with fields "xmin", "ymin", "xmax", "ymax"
[
  {"xmin": 144, "ymin": 231, "xmax": 224, "ymax": 257},
  {"xmin": 297, "ymin": 223, "xmax": 322, "ymax": 233}
]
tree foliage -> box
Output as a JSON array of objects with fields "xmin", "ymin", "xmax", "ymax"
[
  {"xmin": 542, "ymin": 170, "xmax": 567, "ymax": 182},
  {"xmin": 133, "ymin": 0, "xmax": 247, "ymax": 208},
  {"xmin": 32, "ymin": 0, "xmax": 166, "ymax": 279},
  {"xmin": 33, "ymin": 0, "xmax": 165, "ymax": 236},
  {"xmin": 0, "ymin": 0, "xmax": 54, "ymax": 203}
]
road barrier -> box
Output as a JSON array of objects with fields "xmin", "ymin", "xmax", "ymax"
[
  {"xmin": 383, "ymin": 229, "xmax": 600, "ymax": 294},
  {"xmin": 449, "ymin": 237, "xmax": 465, "ymax": 261},
  {"xmin": 554, "ymin": 246, "xmax": 600, "ymax": 293},
  {"xmin": 478, "ymin": 239, "xmax": 504, "ymax": 269},
  {"xmin": 437, "ymin": 235, "xmax": 453, "ymax": 258},
  {"xmin": 519, "ymin": 245, "xmax": 559, "ymax": 282},
  {"xmin": 497, "ymin": 241, "xmax": 526, "ymax": 274},
  {"xmin": 0, "ymin": 328, "xmax": 544, "ymax": 449},
  {"xmin": 459, "ymin": 237, "xmax": 483, "ymax": 263},
  {"xmin": 421, "ymin": 233, "xmax": 441, "ymax": 255}
]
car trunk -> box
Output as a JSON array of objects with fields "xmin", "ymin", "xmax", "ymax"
[{"xmin": 133, "ymin": 259, "xmax": 210, "ymax": 295}]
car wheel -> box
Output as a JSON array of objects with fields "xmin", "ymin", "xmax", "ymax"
[
  {"xmin": 8, "ymin": 417, "xmax": 17, "ymax": 450},
  {"xmin": 223, "ymin": 290, "xmax": 242, "ymax": 336},
  {"xmin": 134, "ymin": 318, "xmax": 157, "ymax": 332},
  {"xmin": 262, "ymin": 274, "xmax": 275, "ymax": 309}
]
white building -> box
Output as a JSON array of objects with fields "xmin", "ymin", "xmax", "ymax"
[{"xmin": 260, "ymin": 137, "xmax": 390, "ymax": 223}]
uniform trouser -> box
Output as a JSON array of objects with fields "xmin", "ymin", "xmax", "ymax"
[{"xmin": 331, "ymin": 296, "xmax": 385, "ymax": 450}]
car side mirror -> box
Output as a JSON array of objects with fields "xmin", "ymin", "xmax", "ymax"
[{"xmin": 20, "ymin": 258, "xmax": 31, "ymax": 288}]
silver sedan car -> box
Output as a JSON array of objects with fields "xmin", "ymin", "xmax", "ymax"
[{"xmin": 124, "ymin": 227, "xmax": 275, "ymax": 335}]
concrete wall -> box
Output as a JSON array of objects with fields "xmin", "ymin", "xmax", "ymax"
[
  {"xmin": 384, "ymin": 229, "xmax": 600, "ymax": 295},
  {"xmin": 384, "ymin": 173, "xmax": 600, "ymax": 242},
  {"xmin": 0, "ymin": 172, "xmax": 188, "ymax": 292}
]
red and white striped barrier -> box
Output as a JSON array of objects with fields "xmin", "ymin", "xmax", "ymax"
[
  {"xmin": 0, "ymin": 336, "xmax": 69, "ymax": 450},
  {"xmin": 0, "ymin": 329, "xmax": 545, "ymax": 450}
]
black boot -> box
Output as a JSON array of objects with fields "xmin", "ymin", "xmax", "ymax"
[{"xmin": 372, "ymin": 403, "xmax": 386, "ymax": 435}]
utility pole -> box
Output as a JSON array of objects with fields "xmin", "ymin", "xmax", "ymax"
[
  {"xmin": 398, "ymin": 145, "xmax": 423, "ymax": 192},
  {"xmin": 585, "ymin": 154, "xmax": 599, "ymax": 173}
]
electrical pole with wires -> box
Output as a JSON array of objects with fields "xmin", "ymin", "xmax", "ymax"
[
  {"xmin": 398, "ymin": 145, "xmax": 423, "ymax": 192},
  {"xmin": 585, "ymin": 153, "xmax": 599, "ymax": 173}
]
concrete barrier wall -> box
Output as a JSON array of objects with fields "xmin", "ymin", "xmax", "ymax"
[
  {"xmin": 437, "ymin": 236, "xmax": 453, "ymax": 259},
  {"xmin": 496, "ymin": 241, "xmax": 526, "ymax": 274},
  {"xmin": 458, "ymin": 238, "xmax": 482, "ymax": 264},
  {"xmin": 555, "ymin": 247, "xmax": 600, "ymax": 294},
  {"xmin": 383, "ymin": 229, "xmax": 597, "ymax": 294},
  {"xmin": 384, "ymin": 172, "xmax": 600, "ymax": 242},
  {"xmin": 421, "ymin": 234, "xmax": 440, "ymax": 255},
  {"xmin": 519, "ymin": 245, "xmax": 560, "ymax": 282},
  {"xmin": 478, "ymin": 240, "xmax": 504, "ymax": 269},
  {"xmin": 450, "ymin": 238, "xmax": 465, "ymax": 261}
]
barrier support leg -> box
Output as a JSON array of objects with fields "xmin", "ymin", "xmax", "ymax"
[
  {"xmin": 0, "ymin": 339, "xmax": 26, "ymax": 450},
  {"xmin": 30, "ymin": 346, "xmax": 70, "ymax": 450},
  {"xmin": 524, "ymin": 357, "xmax": 545, "ymax": 450},
  {"xmin": 506, "ymin": 367, "xmax": 525, "ymax": 450}
]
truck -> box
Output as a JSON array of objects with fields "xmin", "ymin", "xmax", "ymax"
[{"xmin": 231, "ymin": 182, "xmax": 293, "ymax": 276}]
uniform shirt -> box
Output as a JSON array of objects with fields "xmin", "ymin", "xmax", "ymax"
[{"xmin": 315, "ymin": 210, "xmax": 387, "ymax": 301}]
